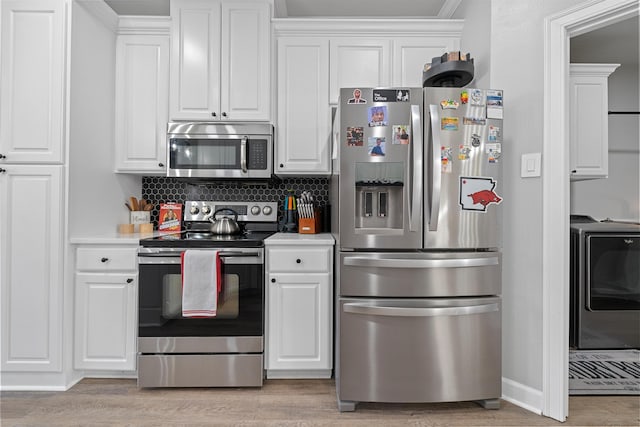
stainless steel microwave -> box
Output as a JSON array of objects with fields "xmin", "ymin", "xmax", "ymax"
[{"xmin": 167, "ymin": 122, "xmax": 273, "ymax": 179}]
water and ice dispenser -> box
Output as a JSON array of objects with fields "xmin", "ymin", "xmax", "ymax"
[{"xmin": 354, "ymin": 162, "xmax": 404, "ymax": 230}]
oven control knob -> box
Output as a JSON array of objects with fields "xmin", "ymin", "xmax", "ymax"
[
  {"xmin": 262, "ymin": 206, "xmax": 272, "ymax": 216},
  {"xmin": 251, "ymin": 205, "xmax": 261, "ymax": 215},
  {"xmin": 201, "ymin": 205, "xmax": 211, "ymax": 215},
  {"xmin": 190, "ymin": 205, "xmax": 200, "ymax": 215}
]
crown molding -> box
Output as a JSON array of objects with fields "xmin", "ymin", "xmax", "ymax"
[
  {"xmin": 118, "ymin": 16, "xmax": 171, "ymax": 35},
  {"xmin": 273, "ymin": 18, "xmax": 464, "ymax": 37}
]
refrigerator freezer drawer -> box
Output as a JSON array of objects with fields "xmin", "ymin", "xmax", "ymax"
[
  {"xmin": 337, "ymin": 297, "xmax": 501, "ymax": 404},
  {"xmin": 340, "ymin": 251, "xmax": 501, "ymax": 297}
]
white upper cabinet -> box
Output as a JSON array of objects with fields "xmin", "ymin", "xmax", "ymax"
[
  {"xmin": 392, "ymin": 37, "xmax": 459, "ymax": 87},
  {"xmin": 274, "ymin": 19, "xmax": 462, "ymax": 175},
  {"xmin": 276, "ymin": 38, "xmax": 331, "ymax": 174},
  {"xmin": 569, "ymin": 63, "xmax": 620, "ymax": 180},
  {"xmin": 0, "ymin": 0, "xmax": 66, "ymax": 164},
  {"xmin": 329, "ymin": 38, "xmax": 391, "ymax": 104},
  {"xmin": 114, "ymin": 19, "xmax": 170, "ymax": 174},
  {"xmin": 115, "ymin": 34, "xmax": 169, "ymax": 173},
  {"xmin": 169, "ymin": 0, "xmax": 271, "ymax": 121}
]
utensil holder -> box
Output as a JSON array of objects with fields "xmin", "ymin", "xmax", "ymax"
[
  {"xmin": 130, "ymin": 211, "xmax": 151, "ymax": 232},
  {"xmin": 118, "ymin": 223, "xmax": 134, "ymax": 234},
  {"xmin": 139, "ymin": 223, "xmax": 154, "ymax": 234}
]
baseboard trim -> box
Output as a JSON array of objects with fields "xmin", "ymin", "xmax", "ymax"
[{"xmin": 502, "ymin": 377, "xmax": 543, "ymax": 415}]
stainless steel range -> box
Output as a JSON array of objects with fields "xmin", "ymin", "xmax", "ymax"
[{"xmin": 137, "ymin": 200, "xmax": 278, "ymax": 388}]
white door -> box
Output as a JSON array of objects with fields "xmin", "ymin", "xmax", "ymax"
[
  {"xmin": 74, "ymin": 273, "xmax": 137, "ymax": 371},
  {"xmin": 115, "ymin": 34, "xmax": 170, "ymax": 174},
  {"xmin": 169, "ymin": 0, "xmax": 221, "ymax": 120},
  {"xmin": 267, "ymin": 273, "xmax": 331, "ymax": 371},
  {"xmin": 221, "ymin": 1, "xmax": 271, "ymax": 120},
  {"xmin": 0, "ymin": 0, "xmax": 65, "ymax": 163},
  {"xmin": 392, "ymin": 38, "xmax": 458, "ymax": 87},
  {"xmin": 0, "ymin": 165, "xmax": 64, "ymax": 372},
  {"xmin": 276, "ymin": 37, "xmax": 330, "ymax": 174},
  {"xmin": 329, "ymin": 38, "xmax": 391, "ymax": 104}
]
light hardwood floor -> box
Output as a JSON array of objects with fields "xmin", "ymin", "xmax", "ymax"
[{"xmin": 1, "ymin": 379, "xmax": 638, "ymax": 426}]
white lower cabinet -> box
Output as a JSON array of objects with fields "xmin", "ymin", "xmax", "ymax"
[
  {"xmin": 1, "ymin": 165, "xmax": 64, "ymax": 373},
  {"xmin": 265, "ymin": 235, "xmax": 334, "ymax": 378},
  {"xmin": 74, "ymin": 245, "xmax": 138, "ymax": 372}
]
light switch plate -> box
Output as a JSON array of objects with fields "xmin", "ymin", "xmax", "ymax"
[{"xmin": 521, "ymin": 153, "xmax": 541, "ymax": 177}]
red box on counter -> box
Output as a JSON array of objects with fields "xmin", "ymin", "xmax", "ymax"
[{"xmin": 158, "ymin": 203, "xmax": 182, "ymax": 232}]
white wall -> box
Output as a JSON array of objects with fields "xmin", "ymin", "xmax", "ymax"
[
  {"xmin": 68, "ymin": 2, "xmax": 140, "ymax": 237},
  {"xmin": 456, "ymin": 0, "xmax": 587, "ymax": 411},
  {"xmin": 570, "ymin": 19, "xmax": 640, "ymax": 222},
  {"xmin": 452, "ymin": 0, "xmax": 491, "ymax": 88}
]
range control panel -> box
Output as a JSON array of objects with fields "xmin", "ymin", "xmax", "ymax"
[{"xmin": 183, "ymin": 200, "xmax": 278, "ymax": 223}]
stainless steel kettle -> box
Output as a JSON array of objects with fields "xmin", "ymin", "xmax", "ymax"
[{"xmin": 209, "ymin": 208, "xmax": 241, "ymax": 235}]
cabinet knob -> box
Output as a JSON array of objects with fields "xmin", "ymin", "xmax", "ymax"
[
  {"xmin": 296, "ymin": 258, "xmax": 301, "ymax": 264},
  {"xmin": 271, "ymin": 278, "xmax": 276, "ymax": 283},
  {"xmin": 279, "ymin": 164, "xmax": 284, "ymax": 168},
  {"xmin": 211, "ymin": 112, "xmax": 217, "ymax": 117},
  {"xmin": 126, "ymin": 278, "xmax": 133, "ymax": 284},
  {"xmin": 0, "ymin": 154, "xmax": 5, "ymax": 159},
  {"xmin": 0, "ymin": 168, "xmax": 5, "ymax": 174},
  {"xmin": 222, "ymin": 112, "xmax": 227, "ymax": 117},
  {"xmin": 101, "ymin": 257, "xmax": 109, "ymax": 263},
  {"xmin": 158, "ymin": 162, "xmax": 164, "ymax": 168}
]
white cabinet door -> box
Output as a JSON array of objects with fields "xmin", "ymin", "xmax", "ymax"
[
  {"xmin": 170, "ymin": 0, "xmax": 270, "ymax": 121},
  {"xmin": 569, "ymin": 63, "xmax": 620, "ymax": 180},
  {"xmin": 75, "ymin": 273, "xmax": 137, "ymax": 371},
  {"xmin": 392, "ymin": 38, "xmax": 458, "ymax": 87},
  {"xmin": 276, "ymin": 37, "xmax": 330, "ymax": 175},
  {"xmin": 0, "ymin": 0, "xmax": 65, "ymax": 163},
  {"xmin": 329, "ymin": 38, "xmax": 391, "ymax": 104},
  {"xmin": 1, "ymin": 165, "xmax": 64, "ymax": 372},
  {"xmin": 170, "ymin": 0, "xmax": 221, "ymax": 121},
  {"xmin": 266, "ymin": 273, "xmax": 331, "ymax": 373},
  {"xmin": 221, "ymin": 1, "xmax": 270, "ymax": 120},
  {"xmin": 114, "ymin": 34, "xmax": 169, "ymax": 174}
]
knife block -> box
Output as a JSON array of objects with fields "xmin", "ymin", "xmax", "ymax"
[{"xmin": 298, "ymin": 210, "xmax": 321, "ymax": 234}]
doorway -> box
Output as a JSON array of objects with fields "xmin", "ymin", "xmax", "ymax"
[{"xmin": 543, "ymin": 0, "xmax": 639, "ymax": 421}]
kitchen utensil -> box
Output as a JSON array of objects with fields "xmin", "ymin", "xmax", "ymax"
[
  {"xmin": 125, "ymin": 202, "xmax": 132, "ymax": 211},
  {"xmin": 139, "ymin": 199, "xmax": 146, "ymax": 211},
  {"xmin": 144, "ymin": 203, "xmax": 153, "ymax": 211},
  {"xmin": 130, "ymin": 196, "xmax": 139, "ymax": 211},
  {"xmin": 209, "ymin": 208, "xmax": 241, "ymax": 235}
]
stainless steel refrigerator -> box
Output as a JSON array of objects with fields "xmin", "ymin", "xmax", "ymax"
[{"xmin": 335, "ymin": 87, "xmax": 504, "ymax": 411}]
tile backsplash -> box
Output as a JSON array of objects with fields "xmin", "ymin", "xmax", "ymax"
[{"xmin": 142, "ymin": 177, "xmax": 329, "ymax": 225}]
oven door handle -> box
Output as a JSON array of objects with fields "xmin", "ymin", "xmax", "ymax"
[{"xmin": 138, "ymin": 250, "xmax": 263, "ymax": 264}]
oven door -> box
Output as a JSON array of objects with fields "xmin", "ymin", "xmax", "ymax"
[{"xmin": 138, "ymin": 248, "xmax": 264, "ymax": 340}]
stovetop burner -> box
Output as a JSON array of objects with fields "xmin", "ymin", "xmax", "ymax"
[{"xmin": 140, "ymin": 200, "xmax": 279, "ymax": 248}]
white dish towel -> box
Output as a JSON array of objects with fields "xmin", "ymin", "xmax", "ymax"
[{"xmin": 181, "ymin": 250, "xmax": 220, "ymax": 317}]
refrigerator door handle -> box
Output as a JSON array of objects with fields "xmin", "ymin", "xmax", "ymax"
[
  {"xmin": 343, "ymin": 256, "xmax": 499, "ymax": 269},
  {"xmin": 409, "ymin": 104, "xmax": 423, "ymax": 232},
  {"xmin": 428, "ymin": 104, "xmax": 442, "ymax": 231},
  {"xmin": 343, "ymin": 302, "xmax": 500, "ymax": 317}
]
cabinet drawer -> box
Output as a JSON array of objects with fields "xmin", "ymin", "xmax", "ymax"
[
  {"xmin": 268, "ymin": 247, "xmax": 331, "ymax": 273},
  {"xmin": 76, "ymin": 247, "xmax": 138, "ymax": 271}
]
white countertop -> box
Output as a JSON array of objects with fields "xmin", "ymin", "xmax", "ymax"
[
  {"xmin": 69, "ymin": 230, "xmax": 175, "ymax": 245},
  {"xmin": 265, "ymin": 232, "xmax": 335, "ymax": 245}
]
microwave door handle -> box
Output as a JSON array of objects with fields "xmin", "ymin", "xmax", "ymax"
[
  {"xmin": 428, "ymin": 104, "xmax": 442, "ymax": 231},
  {"xmin": 240, "ymin": 136, "xmax": 248, "ymax": 173},
  {"xmin": 409, "ymin": 104, "xmax": 423, "ymax": 232}
]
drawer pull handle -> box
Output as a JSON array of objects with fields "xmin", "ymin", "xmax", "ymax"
[
  {"xmin": 296, "ymin": 258, "xmax": 301, "ymax": 264},
  {"xmin": 126, "ymin": 278, "xmax": 133, "ymax": 284},
  {"xmin": 101, "ymin": 257, "xmax": 109, "ymax": 263},
  {"xmin": 271, "ymin": 278, "xmax": 276, "ymax": 283}
]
